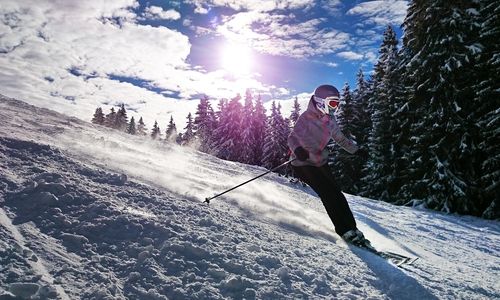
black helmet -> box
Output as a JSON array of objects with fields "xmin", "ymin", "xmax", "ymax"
[
  {"xmin": 313, "ymin": 84, "xmax": 340, "ymax": 115},
  {"xmin": 314, "ymin": 84, "xmax": 339, "ymax": 99}
]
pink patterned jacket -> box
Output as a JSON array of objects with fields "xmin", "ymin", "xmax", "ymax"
[{"xmin": 288, "ymin": 97, "xmax": 359, "ymax": 167}]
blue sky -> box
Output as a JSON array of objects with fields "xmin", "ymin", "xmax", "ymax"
[{"xmin": 0, "ymin": 0, "xmax": 407, "ymax": 128}]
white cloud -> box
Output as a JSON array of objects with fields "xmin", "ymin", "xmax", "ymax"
[
  {"xmin": 187, "ymin": 0, "xmax": 315, "ymax": 13},
  {"xmin": 347, "ymin": 0, "xmax": 408, "ymax": 26},
  {"xmin": 217, "ymin": 11, "xmax": 350, "ymax": 58},
  {"xmin": 320, "ymin": 0, "xmax": 343, "ymax": 15},
  {"xmin": 337, "ymin": 51, "xmax": 364, "ymax": 60},
  {"xmin": 364, "ymin": 51, "xmax": 378, "ymax": 63},
  {"xmin": 143, "ymin": 6, "xmax": 181, "ymax": 20},
  {"xmin": 194, "ymin": 6, "xmax": 209, "ymax": 14},
  {"xmin": 0, "ymin": 0, "xmax": 280, "ymax": 130}
]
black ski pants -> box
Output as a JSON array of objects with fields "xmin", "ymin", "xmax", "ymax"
[{"xmin": 292, "ymin": 164, "xmax": 357, "ymax": 236}]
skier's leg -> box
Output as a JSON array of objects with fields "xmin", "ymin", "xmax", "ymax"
[
  {"xmin": 316, "ymin": 164, "xmax": 357, "ymax": 236},
  {"xmin": 292, "ymin": 165, "xmax": 357, "ymax": 236}
]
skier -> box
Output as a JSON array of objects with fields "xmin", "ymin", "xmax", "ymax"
[{"xmin": 288, "ymin": 84, "xmax": 370, "ymax": 246}]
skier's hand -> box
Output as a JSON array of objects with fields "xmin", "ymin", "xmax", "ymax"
[
  {"xmin": 294, "ymin": 146, "xmax": 309, "ymax": 161},
  {"xmin": 356, "ymin": 148, "xmax": 369, "ymax": 160}
]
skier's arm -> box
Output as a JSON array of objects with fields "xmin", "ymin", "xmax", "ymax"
[
  {"xmin": 331, "ymin": 116, "xmax": 359, "ymax": 154},
  {"xmin": 287, "ymin": 115, "xmax": 306, "ymax": 152}
]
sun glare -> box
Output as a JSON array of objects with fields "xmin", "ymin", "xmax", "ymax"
[{"xmin": 221, "ymin": 42, "xmax": 253, "ymax": 77}]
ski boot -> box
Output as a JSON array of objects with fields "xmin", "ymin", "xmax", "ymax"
[{"xmin": 342, "ymin": 229, "xmax": 373, "ymax": 249}]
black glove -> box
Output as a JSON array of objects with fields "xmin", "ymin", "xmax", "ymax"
[
  {"xmin": 356, "ymin": 148, "xmax": 369, "ymax": 160},
  {"xmin": 294, "ymin": 146, "xmax": 309, "ymax": 161}
]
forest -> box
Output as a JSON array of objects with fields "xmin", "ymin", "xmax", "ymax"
[{"xmin": 92, "ymin": 1, "xmax": 499, "ymax": 220}]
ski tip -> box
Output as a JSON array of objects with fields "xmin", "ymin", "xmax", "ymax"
[
  {"xmin": 396, "ymin": 257, "xmax": 419, "ymax": 267},
  {"xmin": 406, "ymin": 257, "xmax": 419, "ymax": 265}
]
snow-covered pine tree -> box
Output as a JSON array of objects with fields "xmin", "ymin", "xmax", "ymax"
[
  {"xmin": 194, "ymin": 96, "xmax": 215, "ymax": 152},
  {"xmin": 403, "ymin": 0, "xmax": 483, "ymax": 215},
  {"xmin": 351, "ymin": 69, "xmax": 371, "ymax": 156},
  {"xmin": 276, "ymin": 103, "xmax": 290, "ymax": 168},
  {"xmin": 104, "ymin": 107, "xmax": 116, "ymax": 128},
  {"xmin": 215, "ymin": 98, "xmax": 226, "ymax": 122},
  {"xmin": 165, "ymin": 116, "xmax": 177, "ymax": 143},
  {"xmin": 207, "ymin": 99, "xmax": 227, "ymax": 157},
  {"xmin": 115, "ymin": 103, "xmax": 128, "ymax": 131},
  {"xmin": 350, "ymin": 69, "xmax": 372, "ymax": 194},
  {"xmin": 137, "ymin": 117, "xmax": 147, "ymax": 136},
  {"xmin": 182, "ymin": 112, "xmax": 195, "ymax": 145},
  {"xmin": 240, "ymin": 90, "xmax": 256, "ymax": 165},
  {"xmin": 176, "ymin": 132, "xmax": 183, "ymax": 145},
  {"xmin": 151, "ymin": 121, "xmax": 161, "ymax": 140},
  {"xmin": 262, "ymin": 101, "xmax": 288, "ymax": 171},
  {"xmin": 475, "ymin": 0, "xmax": 500, "ymax": 219},
  {"xmin": 210, "ymin": 95, "xmax": 243, "ymax": 161},
  {"xmin": 91, "ymin": 107, "xmax": 105, "ymax": 125},
  {"xmin": 289, "ymin": 96, "xmax": 301, "ymax": 127},
  {"xmin": 362, "ymin": 25, "xmax": 399, "ymax": 200},
  {"xmin": 252, "ymin": 95, "xmax": 267, "ymax": 166},
  {"xmin": 127, "ymin": 116, "xmax": 136, "ymax": 135},
  {"xmin": 384, "ymin": 45, "xmax": 409, "ymax": 203},
  {"xmin": 397, "ymin": 0, "xmax": 426, "ymax": 204},
  {"xmin": 329, "ymin": 83, "xmax": 359, "ymax": 193}
]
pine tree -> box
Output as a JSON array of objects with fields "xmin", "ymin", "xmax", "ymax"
[
  {"xmin": 362, "ymin": 25, "xmax": 400, "ymax": 201},
  {"xmin": 137, "ymin": 117, "xmax": 147, "ymax": 136},
  {"xmin": 127, "ymin": 116, "xmax": 136, "ymax": 135},
  {"xmin": 183, "ymin": 112, "xmax": 195, "ymax": 145},
  {"xmin": 104, "ymin": 107, "xmax": 116, "ymax": 128},
  {"xmin": 115, "ymin": 103, "xmax": 128, "ymax": 131},
  {"xmin": 165, "ymin": 116, "xmax": 177, "ymax": 142},
  {"xmin": 475, "ymin": 0, "xmax": 500, "ymax": 219},
  {"xmin": 211, "ymin": 95, "xmax": 243, "ymax": 161},
  {"xmin": 397, "ymin": 1, "xmax": 426, "ymax": 204},
  {"xmin": 289, "ymin": 96, "xmax": 301, "ymax": 127},
  {"xmin": 151, "ymin": 121, "xmax": 161, "ymax": 140},
  {"xmin": 276, "ymin": 103, "xmax": 291, "ymax": 167},
  {"xmin": 350, "ymin": 69, "xmax": 372, "ymax": 193},
  {"xmin": 208, "ymin": 99, "xmax": 227, "ymax": 156},
  {"xmin": 91, "ymin": 107, "xmax": 105, "ymax": 125},
  {"xmin": 176, "ymin": 133, "xmax": 183, "ymax": 145},
  {"xmin": 351, "ymin": 69, "xmax": 371, "ymax": 154},
  {"xmin": 240, "ymin": 90, "xmax": 256, "ymax": 164},
  {"xmin": 252, "ymin": 95, "xmax": 267, "ymax": 166},
  {"xmin": 403, "ymin": 0, "xmax": 483, "ymax": 214},
  {"xmin": 194, "ymin": 96, "xmax": 215, "ymax": 151},
  {"xmin": 262, "ymin": 101, "xmax": 288, "ymax": 170},
  {"xmin": 382, "ymin": 48, "xmax": 409, "ymax": 203},
  {"xmin": 330, "ymin": 83, "xmax": 359, "ymax": 193}
]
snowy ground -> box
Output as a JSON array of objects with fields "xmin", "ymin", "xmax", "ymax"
[{"xmin": 0, "ymin": 95, "xmax": 499, "ymax": 299}]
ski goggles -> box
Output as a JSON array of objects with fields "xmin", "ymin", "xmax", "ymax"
[{"xmin": 314, "ymin": 95, "xmax": 341, "ymax": 114}]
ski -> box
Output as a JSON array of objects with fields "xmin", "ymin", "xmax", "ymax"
[
  {"xmin": 353, "ymin": 242, "xmax": 419, "ymax": 267},
  {"xmin": 376, "ymin": 250, "xmax": 419, "ymax": 266}
]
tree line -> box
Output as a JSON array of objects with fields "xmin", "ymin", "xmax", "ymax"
[
  {"xmin": 329, "ymin": 0, "xmax": 498, "ymax": 220},
  {"xmin": 91, "ymin": 91, "xmax": 300, "ymax": 172}
]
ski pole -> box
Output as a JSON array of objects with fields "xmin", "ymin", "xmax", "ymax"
[{"xmin": 204, "ymin": 158, "xmax": 296, "ymax": 204}]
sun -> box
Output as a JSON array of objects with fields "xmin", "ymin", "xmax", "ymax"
[{"xmin": 220, "ymin": 42, "xmax": 253, "ymax": 77}]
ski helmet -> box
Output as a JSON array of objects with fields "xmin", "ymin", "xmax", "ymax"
[{"xmin": 313, "ymin": 84, "xmax": 340, "ymax": 115}]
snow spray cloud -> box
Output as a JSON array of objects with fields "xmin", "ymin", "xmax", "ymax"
[{"xmin": 57, "ymin": 127, "xmax": 338, "ymax": 240}]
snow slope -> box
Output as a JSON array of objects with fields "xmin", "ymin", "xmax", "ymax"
[{"xmin": 0, "ymin": 95, "xmax": 499, "ymax": 299}]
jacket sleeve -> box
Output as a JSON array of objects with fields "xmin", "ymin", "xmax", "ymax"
[
  {"xmin": 287, "ymin": 115, "xmax": 306, "ymax": 152},
  {"xmin": 331, "ymin": 116, "xmax": 359, "ymax": 154}
]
